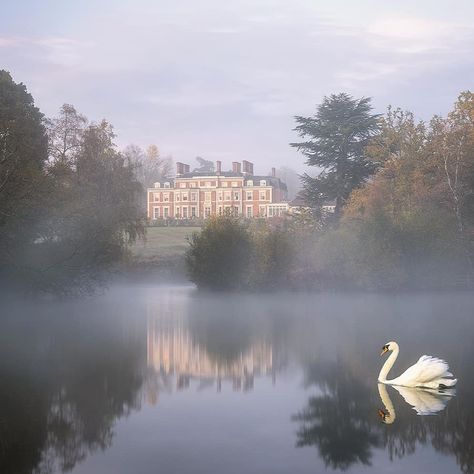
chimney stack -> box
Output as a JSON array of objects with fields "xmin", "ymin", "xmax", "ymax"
[
  {"xmin": 216, "ymin": 160, "xmax": 222, "ymax": 175},
  {"xmin": 242, "ymin": 160, "xmax": 254, "ymax": 176},
  {"xmin": 271, "ymin": 167, "xmax": 276, "ymax": 177},
  {"xmin": 232, "ymin": 161, "xmax": 242, "ymax": 174},
  {"xmin": 176, "ymin": 162, "xmax": 190, "ymax": 176}
]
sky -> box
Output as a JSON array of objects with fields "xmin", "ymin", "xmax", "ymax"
[{"xmin": 1, "ymin": 0, "xmax": 474, "ymax": 173}]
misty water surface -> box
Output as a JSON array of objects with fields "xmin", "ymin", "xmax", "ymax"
[{"xmin": 1, "ymin": 285, "xmax": 473, "ymax": 474}]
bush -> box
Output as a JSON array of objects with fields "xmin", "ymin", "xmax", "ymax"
[
  {"xmin": 185, "ymin": 216, "xmax": 294, "ymax": 291},
  {"xmin": 186, "ymin": 216, "xmax": 252, "ymax": 290}
]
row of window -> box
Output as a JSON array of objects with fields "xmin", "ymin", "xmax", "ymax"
[
  {"xmin": 152, "ymin": 191, "xmax": 269, "ymax": 202},
  {"xmin": 154, "ymin": 179, "xmax": 269, "ymax": 189},
  {"xmin": 152, "ymin": 205, "xmax": 270, "ymax": 219}
]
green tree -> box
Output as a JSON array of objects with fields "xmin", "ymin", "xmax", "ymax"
[
  {"xmin": 0, "ymin": 70, "xmax": 49, "ymax": 288},
  {"xmin": 186, "ymin": 216, "xmax": 252, "ymax": 290},
  {"xmin": 36, "ymin": 119, "xmax": 145, "ymax": 293},
  {"xmin": 291, "ymin": 93, "xmax": 380, "ymax": 217}
]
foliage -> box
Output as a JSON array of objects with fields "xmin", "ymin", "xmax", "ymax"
[
  {"xmin": 186, "ymin": 216, "xmax": 252, "ymax": 290},
  {"xmin": 123, "ymin": 144, "xmax": 172, "ymax": 188},
  {"xmin": 0, "ymin": 70, "xmax": 146, "ymax": 294},
  {"xmin": 35, "ymin": 120, "xmax": 145, "ymax": 293},
  {"xmin": 291, "ymin": 93, "xmax": 381, "ymax": 216},
  {"xmin": 0, "ymin": 70, "xmax": 49, "ymax": 289},
  {"xmin": 185, "ymin": 216, "xmax": 294, "ymax": 291}
]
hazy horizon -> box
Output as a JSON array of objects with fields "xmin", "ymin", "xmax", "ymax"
[{"xmin": 2, "ymin": 0, "xmax": 473, "ymax": 173}]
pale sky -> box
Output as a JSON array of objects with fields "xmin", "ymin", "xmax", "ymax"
[{"xmin": 1, "ymin": 0, "xmax": 473, "ymax": 173}]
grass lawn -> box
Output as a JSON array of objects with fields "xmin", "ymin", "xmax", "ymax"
[{"xmin": 130, "ymin": 226, "xmax": 201, "ymax": 260}]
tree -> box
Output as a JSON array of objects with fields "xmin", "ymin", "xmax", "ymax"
[
  {"xmin": 123, "ymin": 144, "xmax": 172, "ymax": 188},
  {"xmin": 0, "ymin": 70, "xmax": 49, "ymax": 288},
  {"xmin": 291, "ymin": 93, "xmax": 381, "ymax": 217},
  {"xmin": 272, "ymin": 166, "xmax": 301, "ymax": 200},
  {"xmin": 35, "ymin": 119, "xmax": 145, "ymax": 293},
  {"xmin": 193, "ymin": 156, "xmax": 214, "ymax": 173},
  {"xmin": 47, "ymin": 103, "xmax": 87, "ymax": 167},
  {"xmin": 185, "ymin": 216, "xmax": 252, "ymax": 290}
]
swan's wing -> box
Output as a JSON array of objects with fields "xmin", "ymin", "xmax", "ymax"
[
  {"xmin": 393, "ymin": 386, "xmax": 450, "ymax": 415},
  {"xmin": 398, "ymin": 355, "xmax": 452, "ymax": 385}
]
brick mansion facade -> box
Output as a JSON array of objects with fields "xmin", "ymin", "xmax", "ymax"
[{"xmin": 147, "ymin": 160, "xmax": 289, "ymax": 220}]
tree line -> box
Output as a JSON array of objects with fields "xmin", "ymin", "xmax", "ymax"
[
  {"xmin": 0, "ymin": 71, "xmax": 171, "ymax": 294},
  {"xmin": 187, "ymin": 92, "xmax": 474, "ymax": 290}
]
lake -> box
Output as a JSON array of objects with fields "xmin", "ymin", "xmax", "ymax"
[{"xmin": 1, "ymin": 285, "xmax": 473, "ymax": 474}]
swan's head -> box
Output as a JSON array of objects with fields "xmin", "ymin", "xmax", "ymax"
[{"xmin": 380, "ymin": 341, "xmax": 398, "ymax": 356}]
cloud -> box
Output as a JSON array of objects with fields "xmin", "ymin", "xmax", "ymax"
[{"xmin": 0, "ymin": 36, "xmax": 22, "ymax": 47}]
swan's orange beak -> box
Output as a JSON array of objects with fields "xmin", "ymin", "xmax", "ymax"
[{"xmin": 380, "ymin": 346, "xmax": 388, "ymax": 356}]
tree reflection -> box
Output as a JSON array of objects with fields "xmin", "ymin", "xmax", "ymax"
[
  {"xmin": 0, "ymin": 305, "xmax": 146, "ymax": 474},
  {"xmin": 293, "ymin": 356, "xmax": 474, "ymax": 474},
  {"xmin": 292, "ymin": 361, "xmax": 381, "ymax": 470}
]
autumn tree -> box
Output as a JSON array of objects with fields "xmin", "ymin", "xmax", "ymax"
[{"xmin": 291, "ymin": 93, "xmax": 380, "ymax": 217}]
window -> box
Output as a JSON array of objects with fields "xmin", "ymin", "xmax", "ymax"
[
  {"xmin": 154, "ymin": 182, "xmax": 161, "ymax": 188},
  {"xmin": 164, "ymin": 182, "xmax": 170, "ymax": 188},
  {"xmin": 259, "ymin": 205, "xmax": 266, "ymax": 217},
  {"xmin": 231, "ymin": 181, "xmax": 238, "ymax": 187},
  {"xmin": 247, "ymin": 192, "xmax": 252, "ymax": 201},
  {"xmin": 205, "ymin": 206, "xmax": 211, "ymax": 218},
  {"xmin": 191, "ymin": 193, "xmax": 197, "ymax": 201},
  {"xmin": 246, "ymin": 206, "xmax": 253, "ymax": 218},
  {"xmin": 246, "ymin": 180, "xmax": 253, "ymax": 186},
  {"xmin": 153, "ymin": 207, "xmax": 160, "ymax": 219},
  {"xmin": 218, "ymin": 206, "xmax": 223, "ymax": 215},
  {"xmin": 233, "ymin": 206, "xmax": 239, "ymax": 216},
  {"xmin": 175, "ymin": 207, "xmax": 180, "ymax": 218},
  {"xmin": 260, "ymin": 180, "xmax": 266, "ymax": 186},
  {"xmin": 176, "ymin": 194, "xmax": 180, "ymax": 202},
  {"xmin": 164, "ymin": 193, "xmax": 169, "ymax": 202},
  {"xmin": 234, "ymin": 192, "xmax": 239, "ymax": 200},
  {"xmin": 191, "ymin": 207, "xmax": 197, "ymax": 217},
  {"xmin": 182, "ymin": 194, "xmax": 188, "ymax": 201},
  {"xmin": 222, "ymin": 182, "xmax": 228, "ymax": 187},
  {"xmin": 205, "ymin": 181, "xmax": 211, "ymax": 187},
  {"xmin": 190, "ymin": 182, "xmax": 196, "ymax": 188},
  {"xmin": 225, "ymin": 192, "xmax": 231, "ymax": 201},
  {"xmin": 154, "ymin": 193, "xmax": 160, "ymax": 202},
  {"xmin": 260, "ymin": 192, "xmax": 266, "ymax": 200},
  {"xmin": 180, "ymin": 182, "xmax": 186, "ymax": 188},
  {"xmin": 164, "ymin": 207, "xmax": 169, "ymax": 218},
  {"xmin": 205, "ymin": 192, "xmax": 211, "ymax": 202},
  {"xmin": 218, "ymin": 191, "xmax": 223, "ymax": 201},
  {"xmin": 183, "ymin": 207, "xmax": 188, "ymax": 218}
]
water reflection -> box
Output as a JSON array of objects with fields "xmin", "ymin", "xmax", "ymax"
[
  {"xmin": 0, "ymin": 301, "xmax": 146, "ymax": 474},
  {"xmin": 145, "ymin": 302, "xmax": 275, "ymax": 402},
  {"xmin": 1, "ymin": 289, "xmax": 474, "ymax": 474},
  {"xmin": 378, "ymin": 383, "xmax": 455, "ymax": 422}
]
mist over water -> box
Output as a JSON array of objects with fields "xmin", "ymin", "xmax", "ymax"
[{"xmin": 1, "ymin": 285, "xmax": 473, "ymax": 474}]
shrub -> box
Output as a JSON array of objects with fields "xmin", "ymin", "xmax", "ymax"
[{"xmin": 185, "ymin": 216, "xmax": 252, "ymax": 290}]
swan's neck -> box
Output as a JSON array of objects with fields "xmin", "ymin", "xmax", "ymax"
[{"xmin": 378, "ymin": 345, "xmax": 399, "ymax": 382}]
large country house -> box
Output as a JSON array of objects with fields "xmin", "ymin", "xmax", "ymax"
[{"xmin": 147, "ymin": 160, "xmax": 289, "ymax": 220}]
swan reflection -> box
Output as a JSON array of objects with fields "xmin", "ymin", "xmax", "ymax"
[{"xmin": 378, "ymin": 383, "xmax": 455, "ymax": 423}]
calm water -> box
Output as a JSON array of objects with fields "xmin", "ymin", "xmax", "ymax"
[{"xmin": 1, "ymin": 285, "xmax": 473, "ymax": 474}]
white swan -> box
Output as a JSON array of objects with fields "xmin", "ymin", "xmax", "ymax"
[{"xmin": 378, "ymin": 341, "xmax": 457, "ymax": 389}]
